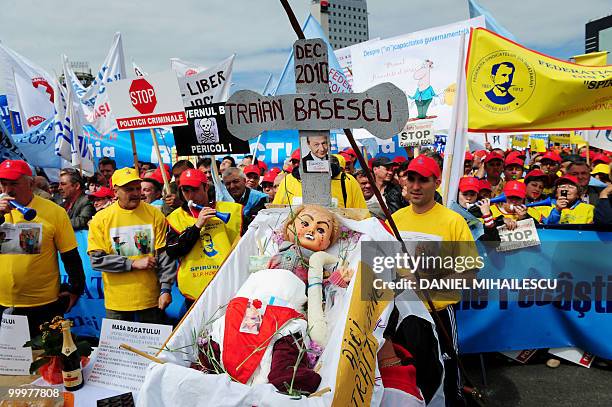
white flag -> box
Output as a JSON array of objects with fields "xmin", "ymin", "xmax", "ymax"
[
  {"xmin": 64, "ymin": 32, "xmax": 126, "ymax": 135},
  {"xmin": 0, "ymin": 43, "xmax": 55, "ymax": 127},
  {"xmin": 54, "ymin": 56, "xmax": 94, "ymax": 174},
  {"xmin": 13, "ymin": 72, "xmax": 54, "ymax": 130},
  {"xmin": 586, "ymin": 130, "xmax": 612, "ymax": 153},
  {"xmin": 178, "ymin": 55, "xmax": 234, "ymax": 107},
  {"xmin": 170, "ymin": 57, "xmax": 207, "ymax": 78}
]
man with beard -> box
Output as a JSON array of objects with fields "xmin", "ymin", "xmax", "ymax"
[{"xmin": 485, "ymin": 62, "xmax": 516, "ymax": 105}]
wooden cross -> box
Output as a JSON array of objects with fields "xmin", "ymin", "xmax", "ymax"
[{"xmin": 225, "ymin": 38, "xmax": 409, "ymax": 206}]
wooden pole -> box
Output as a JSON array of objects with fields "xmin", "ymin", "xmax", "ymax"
[
  {"xmin": 119, "ymin": 344, "xmax": 165, "ymax": 364},
  {"xmin": 150, "ymin": 128, "xmax": 171, "ymax": 195},
  {"xmin": 8, "ymin": 111, "xmax": 17, "ymax": 134},
  {"xmin": 586, "ymin": 141, "xmax": 590, "ymax": 166},
  {"xmin": 130, "ymin": 130, "xmax": 140, "ymax": 173}
]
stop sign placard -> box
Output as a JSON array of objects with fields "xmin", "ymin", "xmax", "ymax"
[
  {"xmin": 129, "ymin": 78, "xmax": 157, "ymax": 114},
  {"xmin": 107, "ymin": 70, "xmax": 187, "ymax": 131}
]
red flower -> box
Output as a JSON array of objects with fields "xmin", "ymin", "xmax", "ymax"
[{"xmin": 252, "ymin": 299, "xmax": 262, "ymax": 309}]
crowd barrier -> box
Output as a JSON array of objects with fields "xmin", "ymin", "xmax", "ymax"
[{"xmin": 62, "ymin": 227, "xmax": 612, "ymax": 358}]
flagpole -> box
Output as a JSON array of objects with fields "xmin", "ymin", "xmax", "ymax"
[{"xmin": 150, "ymin": 128, "xmax": 170, "ymax": 195}]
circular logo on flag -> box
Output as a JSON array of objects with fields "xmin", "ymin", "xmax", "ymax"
[{"xmin": 470, "ymin": 50, "xmax": 536, "ymax": 114}]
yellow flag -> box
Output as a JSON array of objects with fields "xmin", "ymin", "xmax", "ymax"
[
  {"xmin": 529, "ymin": 137, "xmax": 547, "ymax": 152},
  {"xmin": 467, "ymin": 28, "xmax": 612, "ymax": 132},
  {"xmin": 572, "ymin": 52, "xmax": 608, "ymax": 67}
]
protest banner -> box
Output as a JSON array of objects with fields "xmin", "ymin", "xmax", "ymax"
[
  {"xmin": 178, "ymin": 55, "xmax": 234, "ymax": 107},
  {"xmin": 399, "ymin": 120, "xmax": 435, "ymax": 147},
  {"xmin": 0, "ymin": 314, "xmax": 32, "ymax": 375},
  {"xmin": 0, "ymin": 95, "xmax": 24, "ymax": 133},
  {"xmin": 350, "ymin": 17, "xmax": 484, "ymax": 139},
  {"xmin": 466, "ymin": 28, "xmax": 612, "ymax": 132},
  {"xmin": 172, "ymin": 103, "xmax": 250, "ymax": 156},
  {"xmin": 108, "ymin": 70, "xmax": 187, "ymax": 192}
]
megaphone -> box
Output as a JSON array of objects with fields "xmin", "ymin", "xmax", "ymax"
[
  {"xmin": 489, "ymin": 193, "xmax": 506, "ymax": 204},
  {"xmin": 188, "ymin": 200, "xmax": 231, "ymax": 223},
  {"xmin": 0, "ymin": 194, "xmax": 37, "ymax": 221},
  {"xmin": 526, "ymin": 197, "xmax": 552, "ymax": 208}
]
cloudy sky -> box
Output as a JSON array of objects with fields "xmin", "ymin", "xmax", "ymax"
[{"xmin": 0, "ymin": 0, "xmax": 610, "ymax": 91}]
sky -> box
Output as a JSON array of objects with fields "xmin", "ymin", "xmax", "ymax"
[{"xmin": 0, "ymin": 0, "xmax": 610, "ymax": 92}]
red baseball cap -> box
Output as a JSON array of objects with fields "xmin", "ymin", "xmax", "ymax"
[
  {"xmin": 459, "ymin": 177, "xmax": 480, "ymax": 193},
  {"xmin": 484, "ymin": 152, "xmax": 504, "ymax": 163},
  {"xmin": 407, "ymin": 156, "xmax": 441, "ymax": 178},
  {"xmin": 270, "ymin": 167, "xmax": 281, "ymax": 174},
  {"xmin": 256, "ymin": 160, "xmax": 268, "ymax": 172},
  {"xmin": 0, "ymin": 160, "xmax": 32, "ymax": 180},
  {"xmin": 504, "ymin": 156, "xmax": 524, "ymax": 168},
  {"xmin": 88, "ymin": 187, "xmax": 114, "ymax": 199},
  {"xmin": 503, "ymin": 181, "xmax": 526, "ymax": 199},
  {"xmin": 151, "ymin": 165, "xmax": 170, "ymax": 184},
  {"xmin": 541, "ymin": 151, "xmax": 562, "ymax": 163},
  {"xmin": 507, "ymin": 150, "xmax": 526, "ymax": 160},
  {"xmin": 290, "ymin": 149, "xmax": 301, "ymax": 161},
  {"xmin": 465, "ymin": 151, "xmax": 474, "ymax": 162},
  {"xmin": 478, "ymin": 179, "xmax": 492, "ymax": 192},
  {"xmin": 243, "ymin": 165, "xmax": 260, "ymax": 176},
  {"xmin": 179, "ymin": 169, "xmax": 208, "ymax": 187},
  {"xmin": 393, "ymin": 156, "xmax": 407, "ymax": 164},
  {"xmin": 524, "ymin": 169, "xmax": 546, "ymax": 184},
  {"xmin": 592, "ymin": 153, "xmax": 611, "ymax": 165},
  {"xmin": 474, "ymin": 150, "xmax": 488, "ymax": 159},
  {"xmin": 555, "ymin": 174, "xmax": 579, "ymax": 187},
  {"xmin": 262, "ymin": 172, "xmax": 276, "ymax": 184}
]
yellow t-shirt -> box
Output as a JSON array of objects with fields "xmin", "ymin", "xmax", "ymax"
[
  {"xmin": 272, "ymin": 173, "xmax": 367, "ymax": 209},
  {"xmin": 389, "ymin": 203, "xmax": 479, "ymax": 311},
  {"xmin": 538, "ymin": 203, "xmax": 594, "ymax": 224},
  {"xmin": 0, "ymin": 195, "xmax": 77, "ymax": 307},
  {"xmin": 490, "ymin": 205, "xmax": 544, "ymax": 222},
  {"xmin": 166, "ymin": 201, "xmax": 242, "ymax": 300},
  {"xmin": 88, "ymin": 202, "xmax": 167, "ymax": 311}
]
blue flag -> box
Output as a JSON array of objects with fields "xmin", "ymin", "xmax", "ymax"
[
  {"xmin": 11, "ymin": 119, "xmax": 61, "ymax": 168},
  {"xmin": 468, "ymin": 0, "xmax": 517, "ymax": 41}
]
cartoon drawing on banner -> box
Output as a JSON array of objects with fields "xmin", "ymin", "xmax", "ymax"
[
  {"xmin": 195, "ymin": 117, "xmax": 219, "ymax": 144},
  {"xmin": 408, "ymin": 60, "xmax": 444, "ymax": 120},
  {"xmin": 109, "ymin": 225, "xmax": 154, "ymax": 257},
  {"xmin": 301, "ymin": 134, "xmax": 330, "ymax": 173},
  {"xmin": 0, "ymin": 224, "xmax": 42, "ymax": 254}
]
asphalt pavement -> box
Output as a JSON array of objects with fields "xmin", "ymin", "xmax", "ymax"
[{"xmin": 463, "ymin": 353, "xmax": 612, "ymax": 407}]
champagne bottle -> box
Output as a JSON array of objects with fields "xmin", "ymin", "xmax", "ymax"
[{"xmin": 61, "ymin": 320, "xmax": 84, "ymax": 391}]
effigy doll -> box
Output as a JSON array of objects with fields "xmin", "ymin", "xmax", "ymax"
[{"xmin": 192, "ymin": 205, "xmax": 353, "ymax": 396}]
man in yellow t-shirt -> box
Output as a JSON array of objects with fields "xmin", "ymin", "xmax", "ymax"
[
  {"xmin": 166, "ymin": 169, "xmax": 242, "ymax": 308},
  {"xmin": 0, "ymin": 160, "xmax": 85, "ymax": 336},
  {"xmin": 273, "ymin": 156, "xmax": 367, "ymax": 209},
  {"xmin": 389, "ymin": 155, "xmax": 478, "ymax": 407},
  {"xmin": 88, "ymin": 168, "xmax": 176, "ymax": 323}
]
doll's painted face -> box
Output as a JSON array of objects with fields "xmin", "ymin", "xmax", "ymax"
[{"xmin": 286, "ymin": 207, "xmax": 334, "ymax": 252}]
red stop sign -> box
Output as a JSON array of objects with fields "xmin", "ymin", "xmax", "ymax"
[{"xmin": 129, "ymin": 78, "xmax": 157, "ymax": 114}]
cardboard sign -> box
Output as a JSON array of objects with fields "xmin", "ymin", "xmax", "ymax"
[
  {"xmin": 178, "ymin": 55, "xmax": 234, "ymax": 107},
  {"xmin": 0, "ymin": 314, "xmax": 33, "ymax": 375},
  {"xmin": 549, "ymin": 347, "xmax": 594, "ymax": 368},
  {"xmin": 107, "ymin": 71, "xmax": 187, "ymax": 131},
  {"xmin": 224, "ymin": 82, "xmax": 409, "ymax": 141},
  {"xmin": 399, "ymin": 120, "xmax": 434, "ymax": 147},
  {"xmin": 501, "ymin": 349, "xmax": 538, "ymax": 364},
  {"xmin": 86, "ymin": 319, "xmax": 172, "ymax": 392},
  {"xmin": 496, "ymin": 218, "xmax": 540, "ymax": 252},
  {"xmin": 172, "ymin": 103, "xmax": 250, "ymax": 156}
]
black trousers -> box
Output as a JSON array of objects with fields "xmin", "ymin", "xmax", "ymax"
[{"xmin": 0, "ymin": 299, "xmax": 67, "ymax": 338}]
